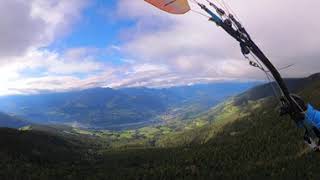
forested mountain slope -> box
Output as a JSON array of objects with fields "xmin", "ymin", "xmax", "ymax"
[
  {"xmin": 1, "ymin": 74, "xmax": 320, "ymax": 179},
  {"xmin": 0, "ymin": 112, "xmax": 28, "ymax": 128}
]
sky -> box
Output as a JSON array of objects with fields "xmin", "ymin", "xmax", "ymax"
[{"xmin": 0, "ymin": 0, "xmax": 319, "ymax": 96}]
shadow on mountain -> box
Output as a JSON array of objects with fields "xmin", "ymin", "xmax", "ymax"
[{"xmin": 1, "ymin": 73, "xmax": 320, "ymax": 179}]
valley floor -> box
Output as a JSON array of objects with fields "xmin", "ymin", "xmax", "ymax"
[
  {"xmin": 1, "ymin": 98, "xmax": 320, "ymax": 180},
  {"xmin": 2, "ymin": 75, "xmax": 320, "ymax": 179}
]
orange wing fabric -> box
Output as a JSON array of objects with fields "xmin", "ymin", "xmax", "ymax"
[{"xmin": 145, "ymin": 0, "xmax": 190, "ymax": 14}]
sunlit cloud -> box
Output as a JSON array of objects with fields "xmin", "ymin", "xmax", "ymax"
[
  {"xmin": 0, "ymin": 0, "xmax": 319, "ymax": 96},
  {"xmin": 118, "ymin": 0, "xmax": 320, "ymax": 80}
]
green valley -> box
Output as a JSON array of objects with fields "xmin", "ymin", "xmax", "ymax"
[{"xmin": 1, "ymin": 74, "xmax": 320, "ymax": 179}]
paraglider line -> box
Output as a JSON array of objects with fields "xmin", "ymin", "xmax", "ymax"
[
  {"xmin": 216, "ymin": 0, "xmax": 230, "ymax": 14},
  {"xmin": 219, "ymin": 0, "xmax": 241, "ymax": 22},
  {"xmin": 191, "ymin": 9, "xmax": 211, "ymax": 19},
  {"xmin": 246, "ymin": 53, "xmax": 281, "ymax": 99}
]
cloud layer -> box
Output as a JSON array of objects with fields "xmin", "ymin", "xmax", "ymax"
[
  {"xmin": 118, "ymin": 0, "xmax": 320, "ymax": 79},
  {"xmin": 0, "ymin": 0, "xmax": 88, "ymax": 59},
  {"xmin": 0, "ymin": 0, "xmax": 319, "ymax": 95}
]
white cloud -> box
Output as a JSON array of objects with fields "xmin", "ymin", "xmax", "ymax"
[
  {"xmin": 1, "ymin": 0, "xmax": 319, "ymax": 95},
  {"xmin": 117, "ymin": 0, "xmax": 320, "ymax": 81},
  {"xmin": 0, "ymin": 0, "xmax": 43, "ymax": 58},
  {"xmin": 0, "ymin": 0, "xmax": 88, "ymax": 59},
  {"xmin": 30, "ymin": 0, "xmax": 88, "ymax": 45},
  {"xmin": 0, "ymin": 48, "xmax": 106, "ymax": 95}
]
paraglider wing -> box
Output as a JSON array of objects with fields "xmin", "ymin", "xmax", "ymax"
[{"xmin": 145, "ymin": 0, "xmax": 191, "ymax": 14}]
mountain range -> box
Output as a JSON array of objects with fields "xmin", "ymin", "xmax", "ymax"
[
  {"xmin": 1, "ymin": 73, "xmax": 320, "ymax": 179},
  {"xmin": 0, "ymin": 112, "xmax": 28, "ymax": 129},
  {"xmin": 0, "ymin": 82, "xmax": 257, "ymax": 129}
]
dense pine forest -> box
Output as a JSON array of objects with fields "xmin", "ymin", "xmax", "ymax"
[{"xmin": 1, "ymin": 74, "xmax": 320, "ymax": 179}]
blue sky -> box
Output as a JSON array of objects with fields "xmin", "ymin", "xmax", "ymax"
[
  {"xmin": 51, "ymin": 1, "xmax": 116, "ymax": 48},
  {"xmin": 48, "ymin": 0, "xmax": 132, "ymax": 64},
  {"xmin": 0, "ymin": 0, "xmax": 319, "ymax": 95}
]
